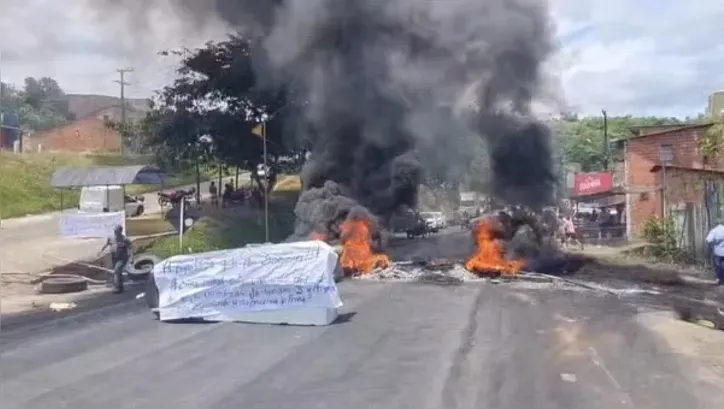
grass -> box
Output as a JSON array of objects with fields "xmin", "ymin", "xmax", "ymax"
[
  {"xmin": 0, "ymin": 151, "xmax": 211, "ymax": 219},
  {"xmin": 145, "ymin": 178, "xmax": 301, "ymax": 259}
]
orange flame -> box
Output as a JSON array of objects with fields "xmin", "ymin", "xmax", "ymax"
[
  {"xmin": 340, "ymin": 218, "xmax": 390, "ymax": 275},
  {"xmin": 465, "ymin": 218, "xmax": 523, "ymax": 276}
]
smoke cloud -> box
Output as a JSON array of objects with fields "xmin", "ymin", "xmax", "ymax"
[{"xmin": 90, "ymin": 0, "xmax": 559, "ymax": 238}]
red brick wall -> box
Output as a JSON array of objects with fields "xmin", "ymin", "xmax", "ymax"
[
  {"xmin": 626, "ymin": 125, "xmax": 715, "ymax": 235},
  {"xmin": 25, "ymin": 117, "xmax": 121, "ymax": 153}
]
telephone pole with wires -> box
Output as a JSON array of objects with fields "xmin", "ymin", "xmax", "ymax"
[{"xmin": 115, "ymin": 68, "xmax": 133, "ymax": 155}]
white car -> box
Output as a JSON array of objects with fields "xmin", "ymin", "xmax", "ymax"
[
  {"xmin": 79, "ymin": 185, "xmax": 145, "ymax": 217},
  {"xmin": 420, "ymin": 211, "xmax": 445, "ymax": 230}
]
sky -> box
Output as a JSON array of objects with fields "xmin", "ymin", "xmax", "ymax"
[{"xmin": 0, "ymin": 0, "xmax": 722, "ymax": 118}]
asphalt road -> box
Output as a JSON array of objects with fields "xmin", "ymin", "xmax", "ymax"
[
  {"xmin": 3, "ymin": 280, "xmax": 723, "ymax": 409},
  {"xmin": 0, "ymin": 179, "xmax": 225, "ymax": 275}
]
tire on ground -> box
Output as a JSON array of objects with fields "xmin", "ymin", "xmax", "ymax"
[
  {"xmin": 127, "ymin": 254, "xmax": 161, "ymax": 281},
  {"xmin": 39, "ymin": 277, "xmax": 88, "ymax": 294}
]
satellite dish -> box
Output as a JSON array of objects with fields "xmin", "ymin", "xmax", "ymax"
[{"xmin": 184, "ymin": 218, "xmax": 194, "ymax": 227}]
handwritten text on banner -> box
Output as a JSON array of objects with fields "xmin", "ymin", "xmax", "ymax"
[
  {"xmin": 60, "ymin": 211, "xmax": 126, "ymax": 238},
  {"xmin": 153, "ymin": 240, "xmax": 342, "ymax": 321}
]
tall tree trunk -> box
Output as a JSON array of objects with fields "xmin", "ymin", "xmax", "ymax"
[{"xmin": 195, "ymin": 154, "xmax": 201, "ymax": 204}]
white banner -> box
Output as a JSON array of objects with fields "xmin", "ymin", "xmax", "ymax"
[
  {"xmin": 153, "ymin": 240, "xmax": 342, "ymax": 321},
  {"xmin": 60, "ymin": 211, "xmax": 126, "ymax": 238}
]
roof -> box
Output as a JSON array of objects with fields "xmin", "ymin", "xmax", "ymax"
[
  {"xmin": 650, "ymin": 164, "xmax": 724, "ymax": 175},
  {"xmin": 50, "ymin": 165, "xmax": 166, "ymax": 188},
  {"xmin": 64, "ymin": 94, "xmax": 151, "ymax": 119},
  {"xmin": 618, "ymin": 123, "xmax": 712, "ymax": 143}
]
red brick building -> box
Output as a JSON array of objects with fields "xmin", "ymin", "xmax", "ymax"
[{"xmin": 619, "ymin": 123, "xmax": 720, "ymax": 237}]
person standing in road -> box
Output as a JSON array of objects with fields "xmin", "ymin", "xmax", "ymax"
[
  {"xmin": 560, "ymin": 216, "xmax": 583, "ymax": 249},
  {"xmin": 705, "ymin": 220, "xmax": 724, "ymax": 286},
  {"xmin": 99, "ymin": 225, "xmax": 132, "ymax": 293}
]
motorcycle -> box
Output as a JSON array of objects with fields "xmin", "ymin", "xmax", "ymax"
[
  {"xmin": 157, "ymin": 187, "xmax": 197, "ymax": 208},
  {"xmin": 157, "ymin": 192, "xmax": 171, "ymax": 207}
]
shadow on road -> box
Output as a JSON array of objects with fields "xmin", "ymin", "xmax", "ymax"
[{"xmin": 1, "ymin": 286, "xmax": 143, "ymax": 334}]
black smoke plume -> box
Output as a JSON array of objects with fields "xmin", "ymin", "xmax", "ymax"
[{"xmin": 89, "ymin": 0, "xmax": 559, "ymax": 239}]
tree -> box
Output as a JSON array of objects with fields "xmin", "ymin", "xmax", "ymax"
[
  {"xmin": 698, "ymin": 116, "xmax": 724, "ymax": 160},
  {"xmin": 0, "ymin": 77, "xmax": 70, "ymax": 132},
  {"xmin": 145, "ymin": 35, "xmax": 305, "ymax": 187},
  {"xmin": 556, "ymin": 115, "xmax": 683, "ymax": 171}
]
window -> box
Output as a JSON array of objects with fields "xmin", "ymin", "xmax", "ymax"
[{"xmin": 659, "ymin": 144, "xmax": 674, "ymax": 165}]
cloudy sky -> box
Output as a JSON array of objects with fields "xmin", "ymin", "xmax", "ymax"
[{"xmin": 0, "ymin": 0, "xmax": 722, "ymax": 118}]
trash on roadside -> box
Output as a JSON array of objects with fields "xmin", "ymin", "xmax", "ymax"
[
  {"xmin": 695, "ymin": 319, "xmax": 715, "ymax": 329},
  {"xmin": 49, "ymin": 302, "xmax": 77, "ymax": 312},
  {"xmin": 560, "ymin": 373, "xmax": 577, "ymax": 382}
]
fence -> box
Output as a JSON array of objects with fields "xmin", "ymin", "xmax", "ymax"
[
  {"xmin": 576, "ymin": 224, "xmax": 627, "ymax": 246},
  {"xmin": 669, "ymin": 180, "xmax": 723, "ymax": 264}
]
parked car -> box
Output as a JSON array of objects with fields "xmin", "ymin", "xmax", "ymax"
[
  {"xmin": 420, "ymin": 211, "xmax": 445, "ymax": 231},
  {"xmin": 79, "ymin": 185, "xmax": 144, "ymax": 217}
]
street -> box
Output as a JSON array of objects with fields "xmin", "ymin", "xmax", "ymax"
[
  {"xmin": 0, "ymin": 180, "xmax": 218, "ymax": 275},
  {"xmin": 2, "ymin": 279, "xmax": 723, "ymax": 409}
]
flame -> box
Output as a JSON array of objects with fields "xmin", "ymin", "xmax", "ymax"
[
  {"xmin": 340, "ymin": 218, "xmax": 390, "ymax": 275},
  {"xmin": 465, "ymin": 218, "xmax": 523, "ymax": 276},
  {"xmin": 311, "ymin": 232, "xmax": 327, "ymax": 242}
]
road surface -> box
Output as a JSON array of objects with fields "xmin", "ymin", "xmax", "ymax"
[
  {"xmin": 0, "ymin": 179, "xmax": 229, "ymax": 275},
  {"xmin": 2, "ymin": 280, "xmax": 723, "ymax": 409}
]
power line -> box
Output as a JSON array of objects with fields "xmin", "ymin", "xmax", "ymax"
[{"xmin": 115, "ymin": 68, "xmax": 134, "ymax": 155}]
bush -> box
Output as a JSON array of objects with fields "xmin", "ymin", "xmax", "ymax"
[{"xmin": 641, "ymin": 216, "xmax": 686, "ymax": 262}]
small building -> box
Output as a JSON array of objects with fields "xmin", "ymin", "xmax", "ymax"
[{"xmin": 615, "ymin": 123, "xmax": 724, "ymax": 245}]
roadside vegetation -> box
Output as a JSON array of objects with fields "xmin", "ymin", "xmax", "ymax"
[
  {"xmin": 0, "ymin": 152, "xmax": 211, "ymax": 219},
  {"xmin": 146, "ymin": 176, "xmax": 301, "ymax": 258}
]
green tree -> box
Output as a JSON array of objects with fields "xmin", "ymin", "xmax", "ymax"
[
  {"xmin": 1, "ymin": 77, "xmax": 70, "ymax": 132},
  {"xmin": 145, "ymin": 36, "xmax": 305, "ymax": 188},
  {"xmin": 698, "ymin": 116, "xmax": 724, "ymax": 159},
  {"xmin": 557, "ymin": 115, "xmax": 683, "ymax": 171}
]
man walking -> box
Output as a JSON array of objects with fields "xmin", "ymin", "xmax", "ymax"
[
  {"xmin": 705, "ymin": 220, "xmax": 724, "ymax": 286},
  {"xmin": 99, "ymin": 225, "xmax": 132, "ymax": 293}
]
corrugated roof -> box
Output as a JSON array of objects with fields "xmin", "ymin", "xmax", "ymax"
[{"xmin": 50, "ymin": 165, "xmax": 166, "ymax": 188}]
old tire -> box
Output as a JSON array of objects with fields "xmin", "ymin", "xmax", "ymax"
[
  {"xmin": 127, "ymin": 254, "xmax": 161, "ymax": 281},
  {"xmin": 145, "ymin": 273, "xmax": 159, "ymax": 310},
  {"xmin": 40, "ymin": 277, "xmax": 88, "ymax": 294}
]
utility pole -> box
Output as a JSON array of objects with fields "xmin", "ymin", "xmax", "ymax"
[
  {"xmin": 262, "ymin": 121, "xmax": 269, "ymax": 242},
  {"xmin": 115, "ymin": 68, "xmax": 133, "ymax": 155},
  {"xmin": 602, "ymin": 109, "xmax": 609, "ymax": 171}
]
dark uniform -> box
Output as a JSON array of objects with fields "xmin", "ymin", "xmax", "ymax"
[{"xmin": 105, "ymin": 226, "xmax": 131, "ymax": 293}]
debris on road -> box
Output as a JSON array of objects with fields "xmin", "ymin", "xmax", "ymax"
[
  {"xmin": 48, "ymin": 302, "xmax": 77, "ymax": 312},
  {"xmin": 560, "ymin": 373, "xmax": 577, "ymax": 383}
]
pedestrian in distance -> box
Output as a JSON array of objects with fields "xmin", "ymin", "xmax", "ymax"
[
  {"xmin": 705, "ymin": 219, "xmax": 724, "ymax": 286},
  {"xmin": 209, "ymin": 181, "xmax": 219, "ymax": 208},
  {"xmin": 99, "ymin": 225, "xmax": 132, "ymax": 293}
]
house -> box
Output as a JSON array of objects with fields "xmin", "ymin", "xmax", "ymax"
[
  {"xmin": 24, "ymin": 95, "xmax": 150, "ymax": 153},
  {"xmin": 615, "ymin": 123, "xmax": 724, "ymax": 238}
]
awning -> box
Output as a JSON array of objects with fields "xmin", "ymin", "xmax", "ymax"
[
  {"xmin": 50, "ymin": 165, "xmax": 166, "ymax": 188},
  {"xmin": 569, "ymin": 187, "xmax": 626, "ymax": 202}
]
